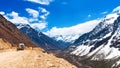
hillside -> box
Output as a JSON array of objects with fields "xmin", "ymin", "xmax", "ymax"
[
  {"xmin": 0, "ymin": 14, "xmax": 77, "ymax": 68},
  {"xmin": 0, "ymin": 14, "xmax": 37, "ymax": 48}
]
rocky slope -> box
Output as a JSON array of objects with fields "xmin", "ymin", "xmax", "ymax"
[{"xmin": 0, "ymin": 14, "xmax": 37, "ymax": 48}]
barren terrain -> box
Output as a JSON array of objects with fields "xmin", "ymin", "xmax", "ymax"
[{"xmin": 0, "ymin": 48, "xmax": 77, "ymax": 68}]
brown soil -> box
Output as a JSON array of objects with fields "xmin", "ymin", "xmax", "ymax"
[{"xmin": 0, "ymin": 48, "xmax": 77, "ymax": 68}]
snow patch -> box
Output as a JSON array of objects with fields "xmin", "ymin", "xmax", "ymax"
[
  {"xmin": 104, "ymin": 13, "xmax": 119, "ymax": 24},
  {"xmin": 71, "ymin": 45, "xmax": 93, "ymax": 56}
]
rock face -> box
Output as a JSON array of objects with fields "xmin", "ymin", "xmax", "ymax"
[
  {"xmin": 16, "ymin": 24, "xmax": 65, "ymax": 50},
  {"xmin": 0, "ymin": 14, "xmax": 37, "ymax": 48}
]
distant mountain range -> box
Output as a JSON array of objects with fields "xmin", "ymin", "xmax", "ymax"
[
  {"xmin": 16, "ymin": 24, "xmax": 66, "ymax": 50},
  {"xmin": 52, "ymin": 33, "xmax": 81, "ymax": 44},
  {"xmin": 45, "ymin": 20, "xmax": 100, "ymax": 45}
]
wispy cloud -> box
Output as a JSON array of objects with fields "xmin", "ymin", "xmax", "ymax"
[
  {"xmin": 5, "ymin": 11, "xmax": 29, "ymax": 24},
  {"xmin": 24, "ymin": 0, "xmax": 54, "ymax": 5},
  {"xmin": 101, "ymin": 11, "xmax": 108, "ymax": 14},
  {"xmin": 0, "ymin": 11, "xmax": 5, "ymax": 15},
  {"xmin": 26, "ymin": 8, "xmax": 39, "ymax": 18},
  {"xmin": 39, "ymin": 7, "xmax": 50, "ymax": 20},
  {"xmin": 87, "ymin": 14, "xmax": 91, "ymax": 18}
]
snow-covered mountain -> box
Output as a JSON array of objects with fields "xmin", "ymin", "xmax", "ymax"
[
  {"xmin": 16, "ymin": 24, "xmax": 66, "ymax": 50},
  {"xmin": 52, "ymin": 33, "xmax": 81, "ymax": 43},
  {"xmin": 72, "ymin": 13, "xmax": 120, "ymax": 57},
  {"xmin": 51, "ymin": 33, "xmax": 81, "ymax": 46},
  {"xmin": 67, "ymin": 12, "xmax": 120, "ymax": 67},
  {"xmin": 45, "ymin": 19, "xmax": 101, "ymax": 46}
]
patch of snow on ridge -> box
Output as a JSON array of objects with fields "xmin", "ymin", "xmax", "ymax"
[
  {"xmin": 105, "ymin": 47, "xmax": 120, "ymax": 59},
  {"xmin": 92, "ymin": 27, "xmax": 120, "ymax": 60},
  {"xmin": 71, "ymin": 45, "xmax": 93, "ymax": 56},
  {"xmin": 104, "ymin": 13, "xmax": 119, "ymax": 24},
  {"xmin": 113, "ymin": 6, "xmax": 120, "ymax": 13},
  {"xmin": 17, "ymin": 24, "xmax": 29, "ymax": 29}
]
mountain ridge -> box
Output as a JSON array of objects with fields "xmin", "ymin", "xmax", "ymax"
[
  {"xmin": 16, "ymin": 24, "xmax": 66, "ymax": 50},
  {"xmin": 72, "ymin": 13, "xmax": 120, "ymax": 57},
  {"xmin": 62, "ymin": 12, "xmax": 120, "ymax": 68},
  {"xmin": 0, "ymin": 14, "xmax": 38, "ymax": 48}
]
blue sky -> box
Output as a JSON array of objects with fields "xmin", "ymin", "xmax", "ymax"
[{"xmin": 0, "ymin": 0, "xmax": 120, "ymax": 31}]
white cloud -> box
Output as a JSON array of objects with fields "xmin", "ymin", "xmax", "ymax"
[
  {"xmin": 101, "ymin": 11, "xmax": 108, "ymax": 14},
  {"xmin": 45, "ymin": 19, "xmax": 101, "ymax": 37},
  {"xmin": 25, "ymin": 7, "xmax": 49, "ymax": 20},
  {"xmin": 0, "ymin": 11, "xmax": 5, "ymax": 15},
  {"xmin": 24, "ymin": 0, "xmax": 53, "ymax": 5},
  {"xmin": 31, "ymin": 22, "xmax": 47, "ymax": 30},
  {"xmin": 28, "ymin": 18, "xmax": 38, "ymax": 22},
  {"xmin": 39, "ymin": 7, "xmax": 48, "ymax": 13},
  {"xmin": 7, "ymin": 11, "xmax": 18, "ymax": 17},
  {"xmin": 26, "ymin": 8, "xmax": 39, "ymax": 18},
  {"xmin": 6, "ymin": 11, "xmax": 29, "ymax": 24},
  {"xmin": 39, "ymin": 7, "xmax": 50, "ymax": 20},
  {"xmin": 5, "ymin": 11, "xmax": 48, "ymax": 30},
  {"xmin": 1, "ymin": 7, "xmax": 49, "ymax": 30},
  {"xmin": 112, "ymin": 6, "xmax": 120, "ymax": 13},
  {"xmin": 40, "ymin": 12, "xmax": 49, "ymax": 20}
]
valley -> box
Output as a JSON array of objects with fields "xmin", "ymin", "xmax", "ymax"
[{"xmin": 0, "ymin": 1, "xmax": 120, "ymax": 67}]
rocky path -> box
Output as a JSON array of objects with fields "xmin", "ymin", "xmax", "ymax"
[{"xmin": 0, "ymin": 48, "xmax": 77, "ymax": 68}]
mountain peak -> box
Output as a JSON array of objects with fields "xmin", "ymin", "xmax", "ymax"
[
  {"xmin": 113, "ymin": 6, "xmax": 120, "ymax": 13},
  {"xmin": 0, "ymin": 14, "xmax": 8, "ymax": 22},
  {"xmin": 16, "ymin": 23, "xmax": 30, "ymax": 29},
  {"xmin": 71, "ymin": 13, "xmax": 120, "ymax": 58},
  {"xmin": 101, "ymin": 13, "xmax": 119, "ymax": 25}
]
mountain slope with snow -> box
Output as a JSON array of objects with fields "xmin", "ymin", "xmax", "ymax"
[
  {"xmin": 67, "ymin": 10, "xmax": 120, "ymax": 68},
  {"xmin": 72, "ymin": 13, "xmax": 120, "ymax": 57},
  {"xmin": 45, "ymin": 19, "xmax": 101, "ymax": 44},
  {"xmin": 16, "ymin": 24, "xmax": 66, "ymax": 50}
]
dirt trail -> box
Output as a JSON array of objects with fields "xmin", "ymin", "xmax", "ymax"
[{"xmin": 0, "ymin": 48, "xmax": 77, "ymax": 68}]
